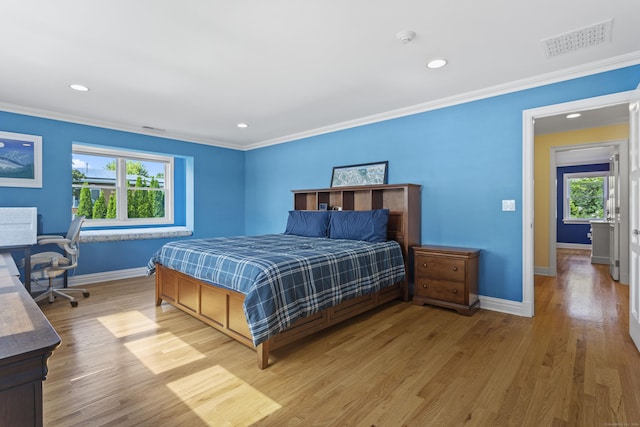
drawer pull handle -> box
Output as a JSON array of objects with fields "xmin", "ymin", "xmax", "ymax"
[
  {"xmin": 422, "ymin": 284, "xmax": 428, "ymax": 288},
  {"xmin": 451, "ymin": 267, "xmax": 458, "ymax": 272},
  {"xmin": 423, "ymin": 263, "xmax": 428, "ymax": 268},
  {"xmin": 452, "ymin": 289, "xmax": 458, "ymax": 294}
]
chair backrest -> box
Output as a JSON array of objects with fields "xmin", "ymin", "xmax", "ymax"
[
  {"xmin": 62, "ymin": 215, "xmax": 85, "ymax": 266},
  {"xmin": 66, "ymin": 215, "xmax": 85, "ymax": 243}
]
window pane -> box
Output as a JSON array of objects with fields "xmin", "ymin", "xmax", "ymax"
[
  {"xmin": 568, "ymin": 176, "xmax": 605, "ymax": 219},
  {"xmin": 125, "ymin": 159, "xmax": 165, "ymax": 187},
  {"xmin": 72, "ymin": 153, "xmax": 117, "ymax": 219},
  {"xmin": 72, "ymin": 144, "xmax": 173, "ymax": 226},
  {"xmin": 125, "ymin": 159, "xmax": 166, "ymax": 219},
  {"xmin": 126, "ymin": 187, "xmax": 166, "ymax": 219}
]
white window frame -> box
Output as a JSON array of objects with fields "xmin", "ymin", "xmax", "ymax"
[
  {"xmin": 563, "ymin": 171, "xmax": 608, "ymax": 224},
  {"xmin": 72, "ymin": 144, "xmax": 174, "ymax": 227}
]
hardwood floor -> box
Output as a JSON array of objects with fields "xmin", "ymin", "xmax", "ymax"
[{"xmin": 40, "ymin": 249, "xmax": 640, "ymax": 426}]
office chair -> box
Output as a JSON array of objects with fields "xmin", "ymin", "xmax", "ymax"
[{"xmin": 27, "ymin": 215, "xmax": 90, "ymax": 307}]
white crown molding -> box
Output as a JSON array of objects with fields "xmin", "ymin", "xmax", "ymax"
[
  {"xmin": 0, "ymin": 101, "xmax": 239, "ymax": 150},
  {"xmin": 1, "ymin": 52, "xmax": 639, "ymax": 152},
  {"xmin": 246, "ymin": 51, "xmax": 640, "ymax": 150}
]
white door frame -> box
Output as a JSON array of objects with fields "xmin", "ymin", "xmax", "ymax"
[
  {"xmin": 522, "ymin": 90, "xmax": 634, "ymax": 316},
  {"xmin": 629, "ymin": 85, "xmax": 640, "ymax": 352}
]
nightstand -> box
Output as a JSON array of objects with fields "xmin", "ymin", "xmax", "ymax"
[{"xmin": 412, "ymin": 245, "xmax": 480, "ymax": 315}]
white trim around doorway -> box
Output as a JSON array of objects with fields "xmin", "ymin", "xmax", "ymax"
[{"xmin": 523, "ymin": 90, "xmax": 635, "ymax": 317}]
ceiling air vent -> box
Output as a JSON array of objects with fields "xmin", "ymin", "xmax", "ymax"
[
  {"xmin": 542, "ymin": 19, "xmax": 612, "ymax": 58},
  {"xmin": 141, "ymin": 125, "xmax": 165, "ymax": 132}
]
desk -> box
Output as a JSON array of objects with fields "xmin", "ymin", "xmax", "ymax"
[
  {"xmin": 0, "ymin": 245, "xmax": 33, "ymax": 292},
  {"xmin": 0, "ymin": 274, "xmax": 61, "ymax": 426}
]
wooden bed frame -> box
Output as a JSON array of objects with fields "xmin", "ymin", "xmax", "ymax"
[{"xmin": 155, "ymin": 183, "xmax": 421, "ymax": 369}]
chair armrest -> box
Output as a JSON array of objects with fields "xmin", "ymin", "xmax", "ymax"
[
  {"xmin": 37, "ymin": 237, "xmax": 71, "ymax": 246},
  {"xmin": 37, "ymin": 234, "xmax": 64, "ymax": 242}
]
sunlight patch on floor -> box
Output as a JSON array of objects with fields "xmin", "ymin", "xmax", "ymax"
[
  {"xmin": 166, "ymin": 365, "xmax": 281, "ymax": 426},
  {"xmin": 124, "ymin": 332, "xmax": 206, "ymax": 374},
  {"xmin": 566, "ymin": 273, "xmax": 604, "ymax": 322},
  {"xmin": 97, "ymin": 310, "xmax": 159, "ymax": 337}
]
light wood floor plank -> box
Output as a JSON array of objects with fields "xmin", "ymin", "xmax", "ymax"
[{"xmin": 38, "ymin": 249, "xmax": 640, "ymax": 426}]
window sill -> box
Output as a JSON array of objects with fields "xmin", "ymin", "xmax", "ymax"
[
  {"xmin": 80, "ymin": 227, "xmax": 193, "ymax": 243},
  {"xmin": 563, "ymin": 219, "xmax": 606, "ymax": 225}
]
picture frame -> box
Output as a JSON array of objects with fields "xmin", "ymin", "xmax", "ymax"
[
  {"xmin": 318, "ymin": 203, "xmax": 328, "ymax": 210},
  {"xmin": 0, "ymin": 131, "xmax": 42, "ymax": 188},
  {"xmin": 330, "ymin": 161, "xmax": 388, "ymax": 187}
]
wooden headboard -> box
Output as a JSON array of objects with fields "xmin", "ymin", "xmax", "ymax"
[{"xmin": 292, "ymin": 183, "xmax": 421, "ymax": 299}]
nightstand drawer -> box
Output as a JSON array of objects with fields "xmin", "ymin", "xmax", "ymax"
[
  {"xmin": 415, "ymin": 279, "xmax": 466, "ymax": 305},
  {"xmin": 415, "ymin": 255, "xmax": 466, "ymax": 282}
]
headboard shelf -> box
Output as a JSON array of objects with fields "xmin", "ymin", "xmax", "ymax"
[{"xmin": 292, "ymin": 183, "xmax": 422, "ymax": 299}]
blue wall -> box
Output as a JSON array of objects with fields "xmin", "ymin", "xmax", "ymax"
[
  {"xmin": 556, "ymin": 163, "xmax": 610, "ymax": 245},
  {"xmin": 1, "ymin": 64, "xmax": 639, "ymax": 302},
  {"xmin": 245, "ymin": 64, "xmax": 640, "ymax": 302},
  {"xmin": 0, "ymin": 111, "xmax": 246, "ymax": 275}
]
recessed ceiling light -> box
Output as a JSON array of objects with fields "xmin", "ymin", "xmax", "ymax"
[
  {"xmin": 426, "ymin": 58, "xmax": 447, "ymax": 69},
  {"xmin": 566, "ymin": 113, "xmax": 582, "ymax": 119},
  {"xmin": 69, "ymin": 84, "xmax": 89, "ymax": 92},
  {"xmin": 237, "ymin": 123, "xmax": 249, "ymax": 128}
]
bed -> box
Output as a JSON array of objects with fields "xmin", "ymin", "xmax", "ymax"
[{"xmin": 149, "ymin": 184, "xmax": 421, "ymax": 369}]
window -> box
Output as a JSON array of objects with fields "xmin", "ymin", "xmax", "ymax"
[
  {"xmin": 563, "ymin": 171, "xmax": 608, "ymax": 222},
  {"xmin": 72, "ymin": 145, "xmax": 174, "ymax": 226}
]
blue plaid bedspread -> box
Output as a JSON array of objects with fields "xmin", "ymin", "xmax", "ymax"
[{"xmin": 147, "ymin": 234, "xmax": 405, "ymax": 346}]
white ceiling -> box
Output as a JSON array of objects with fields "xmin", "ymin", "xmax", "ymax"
[
  {"xmin": 1, "ymin": 1, "xmax": 639, "ymax": 150},
  {"xmin": 534, "ymin": 103, "xmax": 631, "ymax": 136}
]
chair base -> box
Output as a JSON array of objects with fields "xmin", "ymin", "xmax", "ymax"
[{"xmin": 33, "ymin": 284, "xmax": 90, "ymax": 307}]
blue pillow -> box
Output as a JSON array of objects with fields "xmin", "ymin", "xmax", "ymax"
[
  {"xmin": 328, "ymin": 209, "xmax": 389, "ymax": 242},
  {"xmin": 284, "ymin": 210, "xmax": 330, "ymax": 237}
]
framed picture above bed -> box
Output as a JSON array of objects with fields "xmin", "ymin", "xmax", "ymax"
[{"xmin": 330, "ymin": 161, "xmax": 388, "ymax": 187}]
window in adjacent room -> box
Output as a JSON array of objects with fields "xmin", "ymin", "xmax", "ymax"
[
  {"xmin": 563, "ymin": 171, "xmax": 608, "ymax": 223},
  {"xmin": 72, "ymin": 145, "xmax": 174, "ymax": 226}
]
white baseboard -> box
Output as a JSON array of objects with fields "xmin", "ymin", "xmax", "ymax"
[
  {"xmin": 63, "ymin": 268, "xmax": 533, "ymax": 319},
  {"xmin": 590, "ymin": 256, "xmax": 609, "ymax": 265},
  {"xmin": 67, "ymin": 267, "xmax": 148, "ymax": 287},
  {"xmin": 556, "ymin": 243, "xmax": 591, "ymax": 250},
  {"xmin": 479, "ymin": 295, "xmax": 530, "ymax": 317},
  {"xmin": 534, "ymin": 266, "xmax": 554, "ymax": 276}
]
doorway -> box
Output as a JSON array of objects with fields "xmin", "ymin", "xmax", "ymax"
[
  {"xmin": 522, "ymin": 90, "xmax": 634, "ymax": 316},
  {"xmin": 546, "ymin": 140, "xmax": 628, "ymax": 283}
]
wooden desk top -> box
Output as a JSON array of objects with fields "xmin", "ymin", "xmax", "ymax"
[
  {"xmin": 0, "ymin": 253, "xmax": 19, "ymax": 278},
  {"xmin": 0, "ymin": 275, "xmax": 60, "ymax": 363}
]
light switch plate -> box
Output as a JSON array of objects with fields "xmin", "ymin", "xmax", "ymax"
[{"xmin": 502, "ymin": 200, "xmax": 516, "ymax": 211}]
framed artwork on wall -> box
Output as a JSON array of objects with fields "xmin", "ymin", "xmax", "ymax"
[
  {"xmin": 0, "ymin": 131, "xmax": 42, "ymax": 188},
  {"xmin": 331, "ymin": 161, "xmax": 388, "ymax": 187}
]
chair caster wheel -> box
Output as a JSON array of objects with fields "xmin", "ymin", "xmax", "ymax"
[
  {"xmin": 70, "ymin": 301, "xmax": 78, "ymax": 307},
  {"xmin": 83, "ymin": 292, "xmax": 90, "ymax": 298}
]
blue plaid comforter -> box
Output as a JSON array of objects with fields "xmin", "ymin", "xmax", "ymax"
[{"xmin": 147, "ymin": 234, "xmax": 405, "ymax": 346}]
